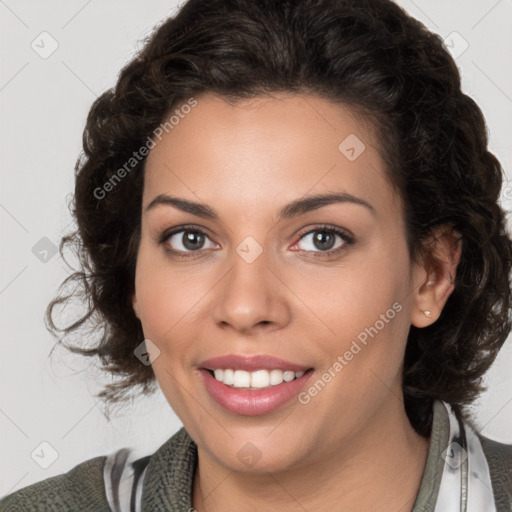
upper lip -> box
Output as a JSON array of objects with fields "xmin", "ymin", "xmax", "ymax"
[{"xmin": 199, "ymin": 354, "xmax": 312, "ymax": 372}]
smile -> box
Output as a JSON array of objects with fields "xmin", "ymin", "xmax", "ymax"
[{"xmin": 198, "ymin": 367, "xmax": 314, "ymax": 416}]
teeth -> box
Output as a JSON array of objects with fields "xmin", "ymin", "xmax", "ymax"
[
  {"xmin": 283, "ymin": 370, "xmax": 295, "ymax": 382},
  {"xmin": 234, "ymin": 370, "xmax": 251, "ymax": 387},
  {"xmin": 251, "ymin": 370, "xmax": 270, "ymax": 388},
  {"xmin": 223, "ymin": 369, "xmax": 234, "ymax": 385},
  {"xmin": 269, "ymin": 369, "xmax": 283, "ymax": 386},
  {"xmin": 211, "ymin": 368, "xmax": 307, "ymax": 388}
]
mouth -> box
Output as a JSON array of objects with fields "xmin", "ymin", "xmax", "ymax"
[{"xmin": 198, "ymin": 367, "xmax": 315, "ymax": 416}]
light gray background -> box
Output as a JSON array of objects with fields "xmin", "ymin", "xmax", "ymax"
[{"xmin": 1, "ymin": 0, "xmax": 511, "ymax": 498}]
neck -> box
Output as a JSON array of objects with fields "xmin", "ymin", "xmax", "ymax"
[{"xmin": 192, "ymin": 397, "xmax": 430, "ymax": 512}]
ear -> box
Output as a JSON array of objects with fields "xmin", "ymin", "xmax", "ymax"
[
  {"xmin": 411, "ymin": 225, "xmax": 462, "ymax": 328},
  {"xmin": 132, "ymin": 292, "xmax": 140, "ymax": 319}
]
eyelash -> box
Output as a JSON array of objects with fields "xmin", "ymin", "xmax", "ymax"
[{"xmin": 158, "ymin": 224, "xmax": 355, "ymax": 260}]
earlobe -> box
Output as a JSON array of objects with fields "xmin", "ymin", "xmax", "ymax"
[{"xmin": 411, "ymin": 225, "xmax": 462, "ymax": 328}]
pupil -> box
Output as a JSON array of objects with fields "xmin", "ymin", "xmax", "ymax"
[
  {"xmin": 183, "ymin": 231, "xmax": 204, "ymax": 250},
  {"xmin": 314, "ymin": 230, "xmax": 335, "ymax": 250}
]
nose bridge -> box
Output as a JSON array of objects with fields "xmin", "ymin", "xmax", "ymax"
[{"xmin": 212, "ymin": 238, "xmax": 289, "ymax": 332}]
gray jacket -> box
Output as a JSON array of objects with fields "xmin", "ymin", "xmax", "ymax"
[{"xmin": 1, "ymin": 400, "xmax": 511, "ymax": 511}]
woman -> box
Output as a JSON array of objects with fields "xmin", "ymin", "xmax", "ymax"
[{"xmin": 2, "ymin": 0, "xmax": 511, "ymax": 510}]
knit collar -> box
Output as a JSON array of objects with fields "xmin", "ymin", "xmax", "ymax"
[{"xmin": 141, "ymin": 424, "xmax": 197, "ymax": 510}]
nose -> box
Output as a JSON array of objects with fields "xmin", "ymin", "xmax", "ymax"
[{"xmin": 212, "ymin": 246, "xmax": 291, "ymax": 334}]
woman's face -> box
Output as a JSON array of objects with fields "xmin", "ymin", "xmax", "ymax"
[{"xmin": 132, "ymin": 92, "xmax": 429, "ymax": 473}]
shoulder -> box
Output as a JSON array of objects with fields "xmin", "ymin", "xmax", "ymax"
[
  {"xmin": 478, "ymin": 434, "xmax": 512, "ymax": 507},
  {"xmin": 0, "ymin": 455, "xmax": 110, "ymax": 512},
  {"xmin": 0, "ymin": 428, "xmax": 195, "ymax": 512}
]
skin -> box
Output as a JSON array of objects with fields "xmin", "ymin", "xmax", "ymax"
[{"xmin": 132, "ymin": 92, "xmax": 461, "ymax": 512}]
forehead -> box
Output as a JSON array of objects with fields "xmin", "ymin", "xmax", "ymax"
[{"xmin": 143, "ymin": 92, "xmax": 400, "ymax": 219}]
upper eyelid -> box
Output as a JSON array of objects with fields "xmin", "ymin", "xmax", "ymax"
[
  {"xmin": 298, "ymin": 225, "xmax": 352, "ymax": 239},
  {"xmin": 159, "ymin": 224, "xmax": 214, "ymax": 239}
]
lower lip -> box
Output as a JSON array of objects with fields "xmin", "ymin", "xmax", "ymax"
[{"xmin": 198, "ymin": 368, "xmax": 314, "ymax": 416}]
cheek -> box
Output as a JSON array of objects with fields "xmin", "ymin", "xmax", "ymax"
[
  {"xmin": 295, "ymin": 243, "xmax": 410, "ymax": 341},
  {"xmin": 134, "ymin": 249, "xmax": 205, "ymax": 349},
  {"xmin": 296, "ymin": 244, "xmax": 412, "ymax": 403}
]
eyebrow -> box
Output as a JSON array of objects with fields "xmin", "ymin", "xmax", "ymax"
[{"xmin": 144, "ymin": 192, "xmax": 375, "ymax": 219}]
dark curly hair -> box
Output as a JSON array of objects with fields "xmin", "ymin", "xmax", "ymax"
[{"xmin": 46, "ymin": 0, "xmax": 512, "ymax": 436}]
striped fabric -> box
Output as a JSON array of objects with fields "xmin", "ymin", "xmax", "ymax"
[
  {"xmin": 433, "ymin": 401, "xmax": 497, "ymax": 511},
  {"xmin": 103, "ymin": 448, "xmax": 150, "ymax": 512}
]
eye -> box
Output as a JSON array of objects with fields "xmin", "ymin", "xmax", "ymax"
[
  {"xmin": 159, "ymin": 226, "xmax": 218, "ymax": 255},
  {"xmin": 158, "ymin": 224, "xmax": 354, "ymax": 259},
  {"xmin": 292, "ymin": 225, "xmax": 354, "ymax": 256}
]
